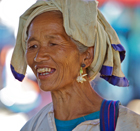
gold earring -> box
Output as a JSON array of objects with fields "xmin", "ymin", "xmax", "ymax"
[{"xmin": 76, "ymin": 64, "xmax": 87, "ymax": 83}]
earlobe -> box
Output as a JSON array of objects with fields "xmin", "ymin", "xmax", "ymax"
[{"xmin": 83, "ymin": 46, "xmax": 94, "ymax": 68}]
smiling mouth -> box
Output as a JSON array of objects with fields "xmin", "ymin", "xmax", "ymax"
[{"xmin": 37, "ymin": 67, "xmax": 56, "ymax": 77}]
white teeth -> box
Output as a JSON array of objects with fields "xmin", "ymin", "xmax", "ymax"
[
  {"xmin": 37, "ymin": 68, "xmax": 51, "ymax": 73},
  {"xmin": 48, "ymin": 68, "xmax": 51, "ymax": 72},
  {"xmin": 41, "ymin": 72, "xmax": 49, "ymax": 76}
]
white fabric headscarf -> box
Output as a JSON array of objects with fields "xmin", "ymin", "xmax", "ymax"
[{"xmin": 10, "ymin": 0, "xmax": 129, "ymax": 87}]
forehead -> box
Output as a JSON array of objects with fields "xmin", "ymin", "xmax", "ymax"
[
  {"xmin": 32, "ymin": 11, "xmax": 63, "ymax": 23},
  {"xmin": 27, "ymin": 11, "xmax": 66, "ymax": 37},
  {"xmin": 29, "ymin": 11, "xmax": 63, "ymax": 28}
]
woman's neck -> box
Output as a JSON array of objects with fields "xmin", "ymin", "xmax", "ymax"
[{"xmin": 51, "ymin": 80, "xmax": 103, "ymax": 120}]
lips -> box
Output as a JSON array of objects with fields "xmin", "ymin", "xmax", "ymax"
[
  {"xmin": 37, "ymin": 67, "xmax": 51, "ymax": 73},
  {"xmin": 35, "ymin": 66, "xmax": 56, "ymax": 79}
]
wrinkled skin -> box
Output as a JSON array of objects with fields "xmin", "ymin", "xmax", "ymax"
[
  {"xmin": 26, "ymin": 11, "xmax": 82, "ymax": 91},
  {"xmin": 26, "ymin": 11, "xmax": 103, "ymax": 120}
]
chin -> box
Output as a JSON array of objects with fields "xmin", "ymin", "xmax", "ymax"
[
  {"xmin": 38, "ymin": 81, "xmax": 56, "ymax": 91},
  {"xmin": 38, "ymin": 84, "xmax": 52, "ymax": 91}
]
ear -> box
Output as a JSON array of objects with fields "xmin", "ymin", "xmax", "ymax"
[{"xmin": 81, "ymin": 46, "xmax": 94, "ymax": 68}]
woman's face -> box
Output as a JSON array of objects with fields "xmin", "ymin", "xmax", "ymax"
[{"xmin": 26, "ymin": 11, "xmax": 82, "ymax": 91}]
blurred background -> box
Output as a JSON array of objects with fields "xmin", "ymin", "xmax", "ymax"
[{"xmin": 0, "ymin": 0, "xmax": 140, "ymax": 130}]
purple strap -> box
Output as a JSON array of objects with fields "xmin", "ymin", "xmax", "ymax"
[{"xmin": 100, "ymin": 100, "xmax": 120, "ymax": 131}]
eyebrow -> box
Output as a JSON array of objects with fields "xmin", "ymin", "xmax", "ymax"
[
  {"xmin": 27, "ymin": 34, "xmax": 67, "ymax": 43},
  {"xmin": 45, "ymin": 35, "xmax": 58, "ymax": 39},
  {"xmin": 27, "ymin": 37, "xmax": 37, "ymax": 43},
  {"xmin": 45, "ymin": 35, "xmax": 66, "ymax": 41}
]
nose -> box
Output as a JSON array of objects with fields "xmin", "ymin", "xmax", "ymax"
[{"xmin": 34, "ymin": 47, "xmax": 50, "ymax": 62}]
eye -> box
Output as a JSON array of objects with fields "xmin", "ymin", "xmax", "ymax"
[
  {"xmin": 50, "ymin": 43, "xmax": 57, "ymax": 46},
  {"xmin": 29, "ymin": 45, "xmax": 38, "ymax": 49}
]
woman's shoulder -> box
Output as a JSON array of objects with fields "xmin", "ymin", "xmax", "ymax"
[
  {"xmin": 119, "ymin": 104, "xmax": 140, "ymax": 120},
  {"xmin": 116, "ymin": 104, "xmax": 140, "ymax": 131},
  {"xmin": 20, "ymin": 102, "xmax": 53, "ymax": 131}
]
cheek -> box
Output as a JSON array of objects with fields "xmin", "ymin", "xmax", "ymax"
[
  {"xmin": 70, "ymin": 52, "xmax": 81, "ymax": 76},
  {"xmin": 25, "ymin": 51, "xmax": 34, "ymax": 67},
  {"xmin": 64, "ymin": 52, "xmax": 80, "ymax": 76}
]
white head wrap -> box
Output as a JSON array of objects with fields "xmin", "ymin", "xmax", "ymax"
[{"xmin": 11, "ymin": 0, "xmax": 129, "ymax": 87}]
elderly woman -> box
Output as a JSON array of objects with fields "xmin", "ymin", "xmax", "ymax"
[{"xmin": 11, "ymin": 0, "xmax": 140, "ymax": 131}]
